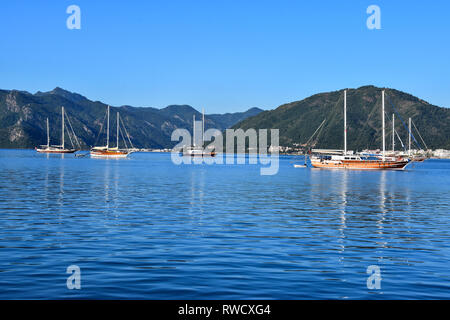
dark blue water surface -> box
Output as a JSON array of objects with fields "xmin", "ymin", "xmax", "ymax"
[{"xmin": 0, "ymin": 149, "xmax": 449, "ymax": 299}]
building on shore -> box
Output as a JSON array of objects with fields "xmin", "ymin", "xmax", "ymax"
[{"xmin": 432, "ymin": 149, "xmax": 450, "ymax": 159}]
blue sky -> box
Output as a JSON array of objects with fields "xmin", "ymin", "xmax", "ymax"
[{"xmin": 1, "ymin": 0, "xmax": 449, "ymax": 113}]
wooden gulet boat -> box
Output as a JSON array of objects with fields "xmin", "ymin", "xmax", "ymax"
[
  {"xmin": 90, "ymin": 106, "xmax": 134, "ymax": 158},
  {"xmin": 36, "ymin": 106, "xmax": 78, "ymax": 154},
  {"xmin": 310, "ymin": 154, "xmax": 410, "ymax": 170},
  {"xmin": 310, "ymin": 90, "xmax": 410, "ymax": 170}
]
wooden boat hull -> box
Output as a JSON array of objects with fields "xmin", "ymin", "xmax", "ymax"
[
  {"xmin": 90, "ymin": 149, "xmax": 131, "ymax": 158},
  {"xmin": 311, "ymin": 159, "xmax": 409, "ymax": 170}
]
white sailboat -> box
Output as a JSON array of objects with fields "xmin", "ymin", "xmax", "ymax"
[
  {"xmin": 36, "ymin": 106, "xmax": 78, "ymax": 153},
  {"xmin": 182, "ymin": 108, "xmax": 216, "ymax": 157}
]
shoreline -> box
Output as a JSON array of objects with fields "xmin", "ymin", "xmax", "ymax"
[{"xmin": 2, "ymin": 147, "xmax": 450, "ymax": 159}]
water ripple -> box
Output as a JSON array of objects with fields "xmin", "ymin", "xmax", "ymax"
[{"xmin": 0, "ymin": 150, "xmax": 449, "ymax": 299}]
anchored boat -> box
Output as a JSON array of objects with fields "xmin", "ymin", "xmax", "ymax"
[
  {"xmin": 310, "ymin": 90, "xmax": 410, "ymax": 170},
  {"xmin": 182, "ymin": 108, "xmax": 216, "ymax": 157},
  {"xmin": 311, "ymin": 154, "xmax": 409, "ymax": 170},
  {"xmin": 90, "ymin": 105, "xmax": 134, "ymax": 158},
  {"xmin": 36, "ymin": 106, "xmax": 79, "ymax": 154}
]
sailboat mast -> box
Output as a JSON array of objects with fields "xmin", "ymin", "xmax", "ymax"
[
  {"xmin": 202, "ymin": 108, "xmax": 205, "ymax": 147},
  {"xmin": 344, "ymin": 90, "xmax": 347, "ymax": 155},
  {"xmin": 382, "ymin": 90, "xmax": 385, "ymax": 161},
  {"xmin": 117, "ymin": 112, "xmax": 119, "ymax": 148},
  {"xmin": 62, "ymin": 106, "xmax": 65, "ymax": 149},
  {"xmin": 46, "ymin": 118, "xmax": 50, "ymax": 147},
  {"xmin": 392, "ymin": 113, "xmax": 395, "ymax": 152},
  {"xmin": 408, "ymin": 117, "xmax": 411, "ymax": 156},
  {"xmin": 106, "ymin": 105, "xmax": 110, "ymax": 149},
  {"xmin": 193, "ymin": 114, "xmax": 196, "ymax": 147}
]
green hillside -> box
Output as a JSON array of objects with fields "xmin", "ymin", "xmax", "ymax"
[
  {"xmin": 0, "ymin": 87, "xmax": 262, "ymax": 149},
  {"xmin": 233, "ymin": 86, "xmax": 450, "ymax": 151}
]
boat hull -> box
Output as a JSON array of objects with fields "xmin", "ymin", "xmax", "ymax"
[
  {"xmin": 36, "ymin": 147, "xmax": 77, "ymax": 154},
  {"xmin": 311, "ymin": 159, "xmax": 409, "ymax": 170},
  {"xmin": 181, "ymin": 150, "xmax": 216, "ymax": 157},
  {"xmin": 90, "ymin": 150, "xmax": 131, "ymax": 158}
]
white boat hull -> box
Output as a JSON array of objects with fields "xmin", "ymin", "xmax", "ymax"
[{"xmin": 90, "ymin": 152, "xmax": 130, "ymax": 159}]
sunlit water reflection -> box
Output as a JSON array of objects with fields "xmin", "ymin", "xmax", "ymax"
[{"xmin": 0, "ymin": 150, "xmax": 449, "ymax": 299}]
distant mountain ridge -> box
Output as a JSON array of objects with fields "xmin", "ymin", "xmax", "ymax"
[
  {"xmin": 0, "ymin": 87, "xmax": 263, "ymax": 149},
  {"xmin": 232, "ymin": 85, "xmax": 450, "ymax": 150},
  {"xmin": 2, "ymin": 86, "xmax": 449, "ymax": 151}
]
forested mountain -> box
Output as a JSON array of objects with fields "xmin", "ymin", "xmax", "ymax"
[
  {"xmin": 232, "ymin": 86, "xmax": 450, "ymax": 150},
  {"xmin": 0, "ymin": 87, "xmax": 263, "ymax": 149}
]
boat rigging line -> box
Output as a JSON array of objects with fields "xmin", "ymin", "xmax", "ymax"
[
  {"xmin": 384, "ymin": 112, "xmax": 406, "ymax": 151},
  {"xmin": 93, "ymin": 110, "xmax": 108, "ymax": 147},
  {"xmin": 119, "ymin": 116, "xmax": 134, "ymax": 149},
  {"xmin": 412, "ymin": 119, "xmax": 428, "ymax": 150},
  {"xmin": 385, "ymin": 93, "xmax": 422, "ymax": 150},
  {"xmin": 64, "ymin": 111, "xmax": 82, "ymax": 150},
  {"xmin": 304, "ymin": 119, "xmax": 326, "ymax": 148}
]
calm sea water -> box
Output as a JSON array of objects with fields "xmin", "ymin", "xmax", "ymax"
[{"xmin": 0, "ymin": 149, "xmax": 449, "ymax": 299}]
